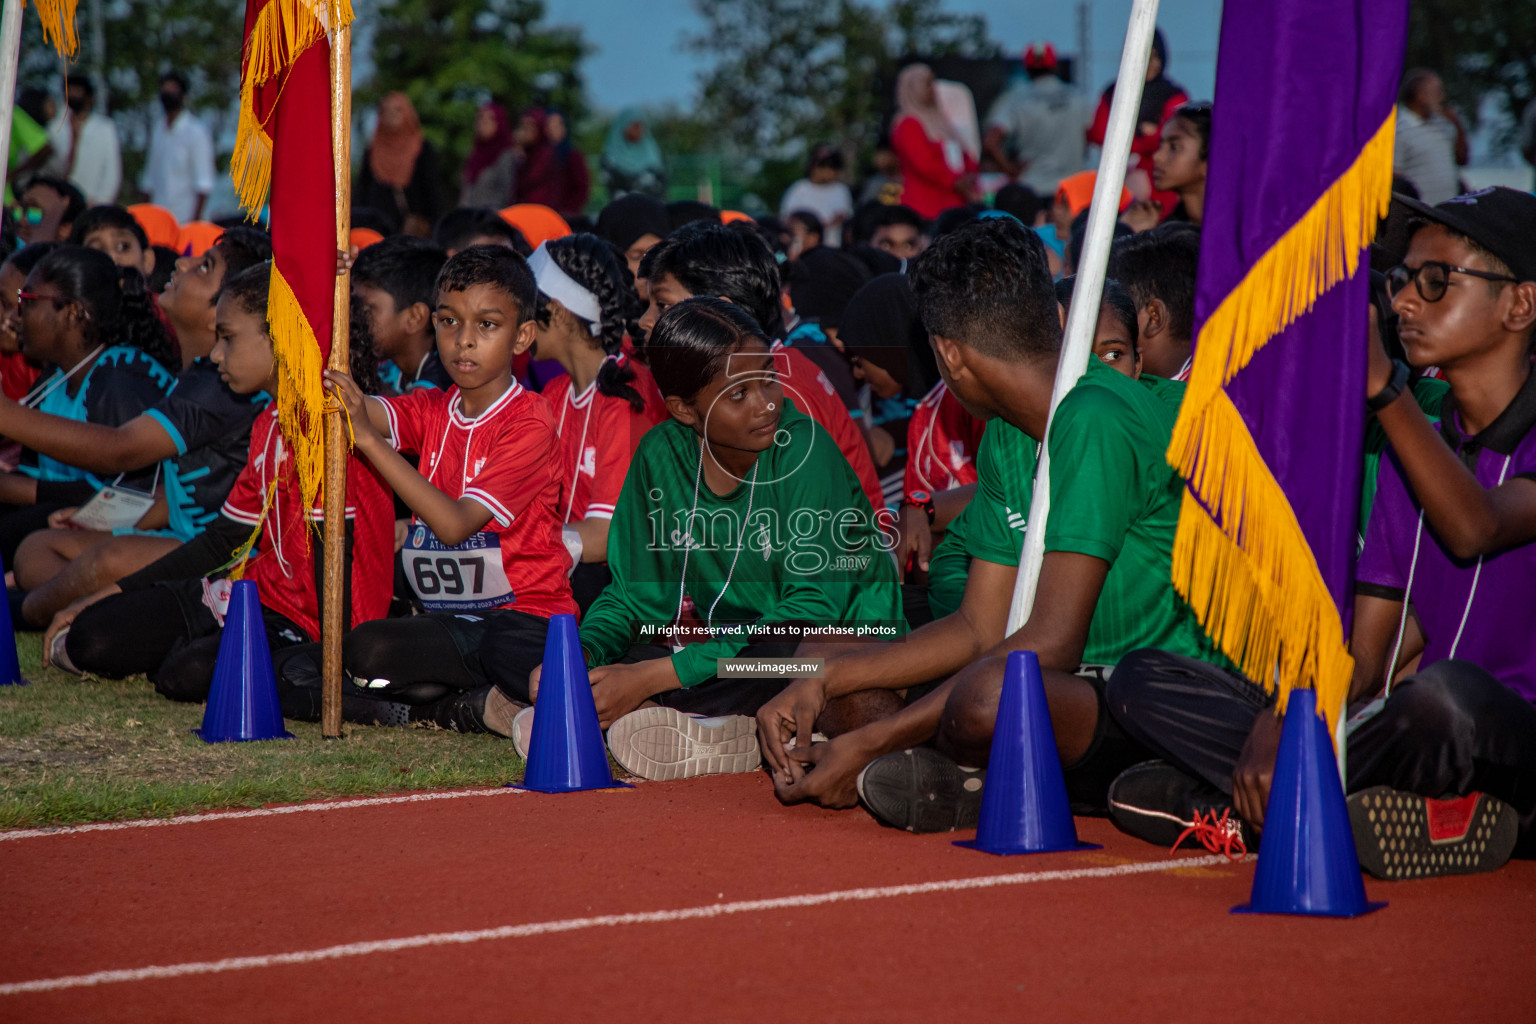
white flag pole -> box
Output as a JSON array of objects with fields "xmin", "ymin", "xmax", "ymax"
[
  {"xmin": 0, "ymin": 0, "xmax": 26, "ymax": 204},
  {"xmin": 1005, "ymin": 0, "xmax": 1162, "ymax": 634}
]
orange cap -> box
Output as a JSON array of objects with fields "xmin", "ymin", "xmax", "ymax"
[
  {"xmin": 1054, "ymin": 170, "xmax": 1133, "ymax": 218},
  {"xmin": 350, "ymin": 227, "xmax": 385, "ymax": 251},
  {"xmin": 720, "ymin": 209, "xmax": 754, "ymax": 225},
  {"xmin": 175, "ymin": 221, "xmax": 223, "ymax": 258},
  {"xmin": 126, "ymin": 204, "xmax": 181, "ymax": 249},
  {"xmin": 498, "ymin": 204, "xmax": 572, "ymax": 248}
]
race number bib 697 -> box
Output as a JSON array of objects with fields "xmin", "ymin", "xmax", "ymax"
[{"xmin": 402, "ymin": 525, "xmax": 514, "ymax": 612}]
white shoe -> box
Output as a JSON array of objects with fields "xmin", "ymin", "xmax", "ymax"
[
  {"xmin": 605, "ymin": 706, "xmax": 761, "ymax": 781},
  {"xmin": 510, "ymin": 705, "xmax": 535, "ymax": 759},
  {"xmin": 49, "ymin": 628, "xmax": 81, "ymax": 676}
]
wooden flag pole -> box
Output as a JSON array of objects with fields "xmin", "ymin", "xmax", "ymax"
[{"xmin": 321, "ymin": 21, "xmax": 353, "ymax": 739}]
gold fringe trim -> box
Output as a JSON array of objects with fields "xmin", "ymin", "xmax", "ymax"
[
  {"xmin": 268, "ymin": 263, "xmax": 326, "ymax": 532},
  {"xmin": 1169, "ymin": 396, "xmax": 1355, "ymax": 721},
  {"xmin": 232, "ymin": 0, "xmax": 354, "ymax": 216},
  {"xmin": 29, "ymin": 0, "xmax": 79, "ymax": 58},
  {"xmin": 1168, "ymin": 109, "xmax": 1396, "ymax": 733}
]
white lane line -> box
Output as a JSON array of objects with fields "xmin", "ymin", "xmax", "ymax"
[
  {"xmin": 0, "ymin": 788, "xmax": 525, "ymax": 842},
  {"xmin": 0, "ymin": 855, "xmax": 1230, "ymax": 995}
]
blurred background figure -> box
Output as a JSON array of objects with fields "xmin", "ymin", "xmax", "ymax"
[
  {"xmin": 460, "ymin": 102, "xmax": 516, "ymax": 209},
  {"xmin": 1394, "ymin": 68, "xmax": 1469, "ymax": 204},
  {"xmin": 1088, "ymin": 28, "xmax": 1186, "ymax": 213},
  {"xmin": 984, "ymin": 43, "xmax": 1090, "ymax": 196},
  {"xmin": 139, "ymin": 72, "xmax": 215, "ymax": 223},
  {"xmin": 601, "ymin": 108, "xmax": 666, "ymax": 200},
  {"xmin": 1151, "ymin": 101, "xmax": 1210, "ymax": 226},
  {"xmin": 780, "ymin": 144, "xmax": 853, "ymax": 247},
  {"xmin": 541, "ymin": 108, "xmax": 591, "ymax": 218},
  {"xmin": 357, "ymin": 91, "xmax": 444, "ymax": 236},
  {"xmin": 44, "ymin": 75, "xmax": 121, "ymax": 206},
  {"xmin": 890, "ymin": 63, "xmax": 978, "ymax": 219}
]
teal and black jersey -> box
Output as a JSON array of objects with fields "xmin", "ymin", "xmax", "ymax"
[
  {"xmin": 145, "ymin": 360, "xmax": 269, "ymax": 542},
  {"xmin": 20, "ymin": 345, "xmax": 174, "ymax": 492}
]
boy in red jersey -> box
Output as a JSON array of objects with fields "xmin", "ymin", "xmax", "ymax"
[{"xmin": 316, "ymin": 245, "xmax": 577, "ymax": 735}]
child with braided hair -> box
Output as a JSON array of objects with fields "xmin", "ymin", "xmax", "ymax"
[{"xmin": 529, "ymin": 233, "xmax": 666, "ymax": 610}]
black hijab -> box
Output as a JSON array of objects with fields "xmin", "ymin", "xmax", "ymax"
[{"xmin": 1101, "ymin": 28, "xmax": 1186, "ymax": 128}]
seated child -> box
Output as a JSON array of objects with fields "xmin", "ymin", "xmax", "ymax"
[
  {"xmin": 528, "ymin": 233, "xmax": 666, "ymax": 611},
  {"xmin": 502, "ymin": 297, "xmax": 904, "ymax": 782},
  {"xmin": 0, "ymin": 243, "xmax": 54, "ymax": 404},
  {"xmin": 1105, "ymin": 224, "xmax": 1199, "ymax": 379},
  {"xmin": 0, "ymin": 245, "xmax": 176, "ymax": 564},
  {"xmin": 638, "ymin": 222, "xmax": 887, "ymax": 515},
  {"xmin": 433, "ymin": 207, "xmax": 530, "ymax": 257},
  {"xmin": 290, "ymin": 245, "xmax": 577, "ymax": 734},
  {"xmin": 2, "ymin": 228, "xmax": 272, "ymax": 626},
  {"xmin": 758, "ymin": 218, "xmax": 1219, "ymax": 827},
  {"xmin": 1105, "ymin": 188, "xmax": 1536, "ymax": 877},
  {"xmin": 351, "ymin": 235, "xmax": 453, "ymax": 392},
  {"xmin": 47, "ymin": 263, "xmax": 395, "ymax": 702},
  {"xmin": 72, "ymin": 205, "xmax": 157, "ymax": 276}
]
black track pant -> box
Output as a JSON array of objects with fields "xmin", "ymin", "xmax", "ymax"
[
  {"xmin": 66, "ymin": 580, "xmax": 310, "ymax": 702},
  {"xmin": 277, "ymin": 609, "xmax": 552, "ymax": 718},
  {"xmin": 1106, "ymin": 649, "xmax": 1536, "ymax": 855}
]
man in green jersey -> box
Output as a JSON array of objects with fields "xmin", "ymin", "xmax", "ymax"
[{"xmin": 760, "ymin": 216, "xmax": 1223, "ymax": 831}]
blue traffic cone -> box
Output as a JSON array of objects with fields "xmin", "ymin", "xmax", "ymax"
[
  {"xmin": 956, "ymin": 650, "xmax": 1098, "ymax": 856},
  {"xmin": 194, "ymin": 580, "xmax": 294, "ymax": 743},
  {"xmin": 1, "ymin": 555, "xmax": 25, "ymax": 686},
  {"xmin": 519, "ymin": 613, "xmax": 628, "ymax": 793},
  {"xmin": 1232, "ymin": 688, "xmax": 1384, "ymax": 917}
]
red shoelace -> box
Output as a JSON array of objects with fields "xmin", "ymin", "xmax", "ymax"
[{"xmin": 1172, "ymin": 807, "xmax": 1248, "ymax": 861}]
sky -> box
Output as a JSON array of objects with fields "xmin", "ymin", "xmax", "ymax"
[{"xmin": 542, "ymin": 0, "xmax": 1225, "ymax": 113}]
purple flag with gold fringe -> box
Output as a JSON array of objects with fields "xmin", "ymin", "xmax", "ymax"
[{"xmin": 1167, "ymin": 0, "xmax": 1408, "ymax": 731}]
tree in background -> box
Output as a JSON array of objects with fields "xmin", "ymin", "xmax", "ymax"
[
  {"xmin": 686, "ymin": 0, "xmax": 996, "ymax": 200},
  {"xmin": 15, "ymin": 0, "xmax": 245, "ymax": 195},
  {"xmin": 363, "ymin": 0, "xmax": 590, "ymax": 198},
  {"xmin": 1406, "ymin": 0, "xmax": 1535, "ymax": 154}
]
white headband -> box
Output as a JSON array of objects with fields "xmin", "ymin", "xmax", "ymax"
[{"xmin": 528, "ymin": 242, "xmax": 603, "ymax": 336}]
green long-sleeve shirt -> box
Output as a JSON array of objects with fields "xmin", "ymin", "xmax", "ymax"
[{"xmin": 579, "ymin": 404, "xmax": 905, "ymax": 686}]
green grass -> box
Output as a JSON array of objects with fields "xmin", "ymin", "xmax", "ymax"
[{"xmin": 0, "ymin": 632, "xmax": 525, "ymax": 830}]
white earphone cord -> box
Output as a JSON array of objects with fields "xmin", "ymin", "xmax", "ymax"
[{"xmin": 1383, "ymin": 451, "xmax": 1510, "ymax": 694}]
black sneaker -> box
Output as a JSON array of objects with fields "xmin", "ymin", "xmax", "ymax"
[
  {"xmin": 855, "ymin": 748, "xmax": 985, "ymax": 833},
  {"xmin": 411, "ymin": 686, "xmax": 493, "ymax": 734},
  {"xmin": 341, "ymin": 691, "xmax": 412, "ymax": 728},
  {"xmin": 1347, "ymin": 787, "xmax": 1516, "ymax": 880},
  {"xmin": 1107, "ymin": 760, "xmax": 1252, "ymax": 857}
]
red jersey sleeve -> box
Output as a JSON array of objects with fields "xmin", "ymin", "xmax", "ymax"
[
  {"xmin": 377, "ymin": 387, "xmax": 440, "ymax": 456},
  {"xmin": 461, "ymin": 408, "xmax": 561, "ymax": 528},
  {"xmin": 221, "ymin": 412, "xmax": 276, "ymax": 526}
]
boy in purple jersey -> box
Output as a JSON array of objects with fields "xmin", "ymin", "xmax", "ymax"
[{"xmin": 1104, "ymin": 187, "xmax": 1536, "ymax": 879}]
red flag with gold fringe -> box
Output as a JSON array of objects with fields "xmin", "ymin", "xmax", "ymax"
[{"xmin": 233, "ymin": 0, "xmax": 353, "ymax": 519}]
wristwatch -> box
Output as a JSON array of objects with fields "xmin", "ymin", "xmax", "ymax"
[
  {"xmin": 1367, "ymin": 359, "xmax": 1409, "ymax": 413},
  {"xmin": 903, "ymin": 489, "xmax": 935, "ymax": 525}
]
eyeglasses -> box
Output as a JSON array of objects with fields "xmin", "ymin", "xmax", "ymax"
[
  {"xmin": 1386, "ymin": 261, "xmax": 1518, "ymax": 303},
  {"xmin": 16, "ymin": 290, "xmax": 87, "ymax": 318},
  {"xmin": 16, "ymin": 289, "xmax": 61, "ymax": 308}
]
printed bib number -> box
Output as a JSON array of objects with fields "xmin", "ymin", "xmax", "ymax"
[
  {"xmin": 402, "ymin": 525, "xmax": 513, "ymax": 611},
  {"xmin": 69, "ymin": 485, "xmax": 157, "ymax": 532}
]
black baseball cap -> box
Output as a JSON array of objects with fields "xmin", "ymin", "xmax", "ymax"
[{"xmin": 1394, "ymin": 186, "xmax": 1536, "ymax": 284}]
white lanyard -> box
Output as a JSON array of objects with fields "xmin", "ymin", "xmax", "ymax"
[
  {"xmin": 21, "ymin": 345, "xmax": 105, "ymax": 408},
  {"xmin": 671, "ymin": 439, "xmax": 759, "ymax": 642},
  {"xmin": 1383, "ymin": 451, "xmax": 1512, "ymax": 695}
]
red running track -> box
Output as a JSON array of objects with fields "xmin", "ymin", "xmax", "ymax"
[{"xmin": 2, "ymin": 774, "xmax": 1533, "ymax": 1022}]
